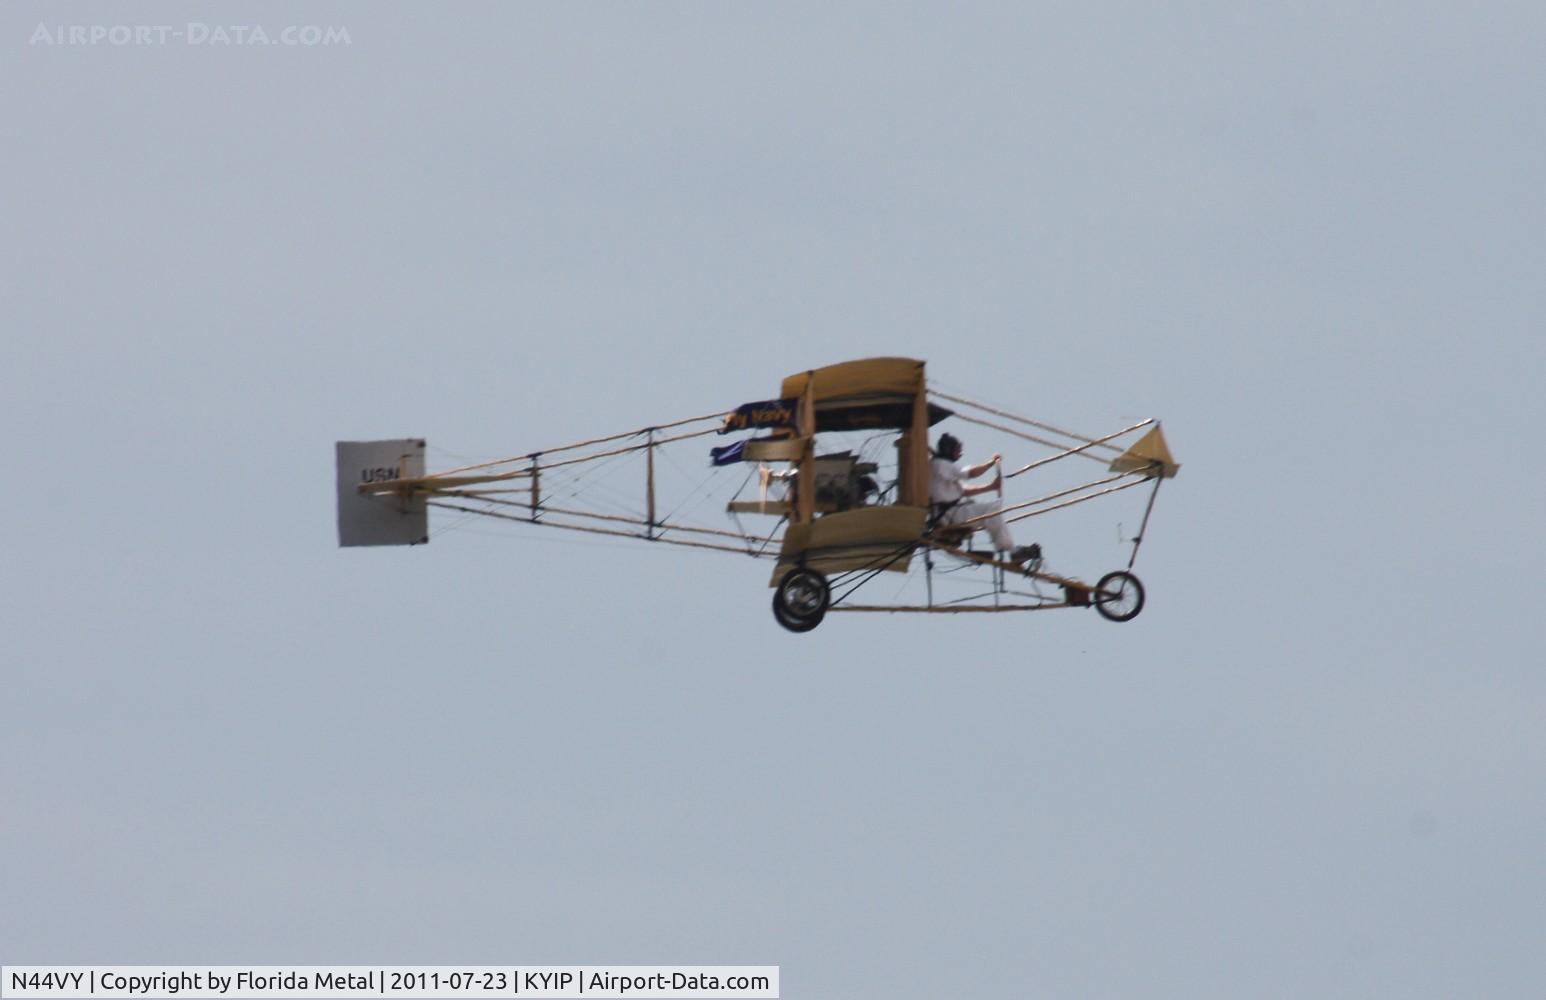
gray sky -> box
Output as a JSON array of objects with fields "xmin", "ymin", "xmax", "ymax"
[{"xmin": 4, "ymin": 3, "xmax": 1544, "ymax": 997}]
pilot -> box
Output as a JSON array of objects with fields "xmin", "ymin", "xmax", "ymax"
[
  {"xmin": 929, "ymin": 433, "xmax": 1040, "ymax": 564},
  {"xmin": 856, "ymin": 474, "xmax": 880, "ymax": 506}
]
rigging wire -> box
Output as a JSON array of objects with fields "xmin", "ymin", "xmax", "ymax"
[
  {"xmin": 424, "ymin": 412, "xmax": 727, "ymax": 479},
  {"xmin": 929, "ymin": 379, "xmax": 1121, "ymax": 451},
  {"xmin": 656, "ymin": 465, "xmax": 726, "ymax": 529}
]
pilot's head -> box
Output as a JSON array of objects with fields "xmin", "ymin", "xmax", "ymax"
[{"xmin": 935, "ymin": 433, "xmax": 963, "ymax": 462}]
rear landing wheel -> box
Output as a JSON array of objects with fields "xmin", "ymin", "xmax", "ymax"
[
  {"xmin": 1094, "ymin": 570, "xmax": 1145, "ymax": 622},
  {"xmin": 773, "ymin": 569, "xmax": 829, "ymax": 633}
]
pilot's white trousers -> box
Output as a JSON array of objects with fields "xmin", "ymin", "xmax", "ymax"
[{"xmin": 942, "ymin": 499, "xmax": 1015, "ymax": 552}]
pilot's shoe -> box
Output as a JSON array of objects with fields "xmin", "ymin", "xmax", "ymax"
[{"xmin": 1010, "ymin": 544, "xmax": 1042, "ymax": 564}]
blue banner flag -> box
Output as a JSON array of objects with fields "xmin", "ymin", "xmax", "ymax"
[
  {"xmin": 720, "ymin": 398, "xmax": 798, "ymax": 434},
  {"xmin": 709, "ymin": 440, "xmax": 748, "ymax": 466}
]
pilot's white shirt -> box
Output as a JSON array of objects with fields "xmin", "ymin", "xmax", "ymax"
[{"xmin": 930, "ymin": 457, "xmax": 968, "ymax": 505}]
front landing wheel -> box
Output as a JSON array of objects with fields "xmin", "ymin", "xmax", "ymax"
[{"xmin": 1094, "ymin": 570, "xmax": 1145, "ymax": 622}]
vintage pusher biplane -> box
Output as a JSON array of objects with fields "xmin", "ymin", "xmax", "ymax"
[{"xmin": 338, "ymin": 357, "xmax": 1179, "ymax": 632}]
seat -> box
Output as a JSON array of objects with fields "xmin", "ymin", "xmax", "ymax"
[
  {"xmin": 926, "ymin": 501, "xmax": 976, "ymax": 550},
  {"xmin": 931, "ymin": 526, "xmax": 975, "ymax": 548}
]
